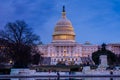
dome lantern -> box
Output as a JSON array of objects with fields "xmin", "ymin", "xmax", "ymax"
[{"xmin": 62, "ymin": 6, "xmax": 66, "ymax": 19}]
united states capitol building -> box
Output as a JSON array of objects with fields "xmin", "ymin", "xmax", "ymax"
[{"xmin": 38, "ymin": 7, "xmax": 120, "ymax": 65}]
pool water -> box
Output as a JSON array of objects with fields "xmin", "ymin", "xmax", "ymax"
[{"xmin": 1, "ymin": 77, "xmax": 120, "ymax": 80}]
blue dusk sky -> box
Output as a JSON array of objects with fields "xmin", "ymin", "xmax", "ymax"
[{"xmin": 0, "ymin": 0, "xmax": 120, "ymax": 44}]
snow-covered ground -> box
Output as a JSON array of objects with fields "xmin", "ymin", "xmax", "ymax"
[
  {"xmin": 10, "ymin": 68, "xmax": 120, "ymax": 75},
  {"xmin": 9, "ymin": 68, "xmax": 120, "ymax": 80}
]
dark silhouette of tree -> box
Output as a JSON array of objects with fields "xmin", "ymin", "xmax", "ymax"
[
  {"xmin": 31, "ymin": 46, "xmax": 43, "ymax": 65},
  {"xmin": 0, "ymin": 20, "xmax": 42, "ymax": 68},
  {"xmin": 0, "ymin": 38, "xmax": 11, "ymax": 63},
  {"xmin": 116, "ymin": 54, "xmax": 120, "ymax": 65},
  {"xmin": 92, "ymin": 43, "xmax": 116, "ymax": 66},
  {"xmin": 32, "ymin": 53, "xmax": 40, "ymax": 65}
]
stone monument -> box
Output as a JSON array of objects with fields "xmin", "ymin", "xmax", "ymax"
[{"xmin": 98, "ymin": 55, "xmax": 108, "ymax": 70}]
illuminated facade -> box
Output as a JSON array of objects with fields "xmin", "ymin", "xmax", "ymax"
[
  {"xmin": 38, "ymin": 6, "xmax": 120, "ymax": 65},
  {"xmin": 107, "ymin": 43, "xmax": 120, "ymax": 56}
]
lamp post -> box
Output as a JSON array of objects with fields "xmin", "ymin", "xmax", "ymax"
[{"xmin": 9, "ymin": 60, "xmax": 13, "ymax": 65}]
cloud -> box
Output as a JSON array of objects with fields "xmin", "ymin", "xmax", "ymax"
[
  {"xmin": 0, "ymin": 0, "xmax": 56, "ymax": 28},
  {"xmin": 0, "ymin": 0, "xmax": 120, "ymax": 44}
]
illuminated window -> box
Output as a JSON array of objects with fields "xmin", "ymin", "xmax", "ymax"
[{"xmin": 52, "ymin": 54, "xmax": 54, "ymax": 57}]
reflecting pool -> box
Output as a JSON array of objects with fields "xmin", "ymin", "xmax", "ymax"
[{"xmin": 1, "ymin": 77, "xmax": 120, "ymax": 80}]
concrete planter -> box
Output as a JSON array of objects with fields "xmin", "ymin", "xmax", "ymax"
[{"xmin": 10, "ymin": 68, "xmax": 36, "ymax": 80}]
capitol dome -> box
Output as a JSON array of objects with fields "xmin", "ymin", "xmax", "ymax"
[{"xmin": 53, "ymin": 6, "xmax": 75, "ymax": 42}]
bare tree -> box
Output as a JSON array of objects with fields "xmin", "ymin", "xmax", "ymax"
[{"xmin": 0, "ymin": 20, "xmax": 42, "ymax": 68}]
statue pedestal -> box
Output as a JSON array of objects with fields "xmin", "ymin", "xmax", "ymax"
[
  {"xmin": 98, "ymin": 55, "xmax": 108, "ymax": 70},
  {"xmin": 97, "ymin": 65, "xmax": 107, "ymax": 71},
  {"xmin": 82, "ymin": 66, "xmax": 90, "ymax": 73}
]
